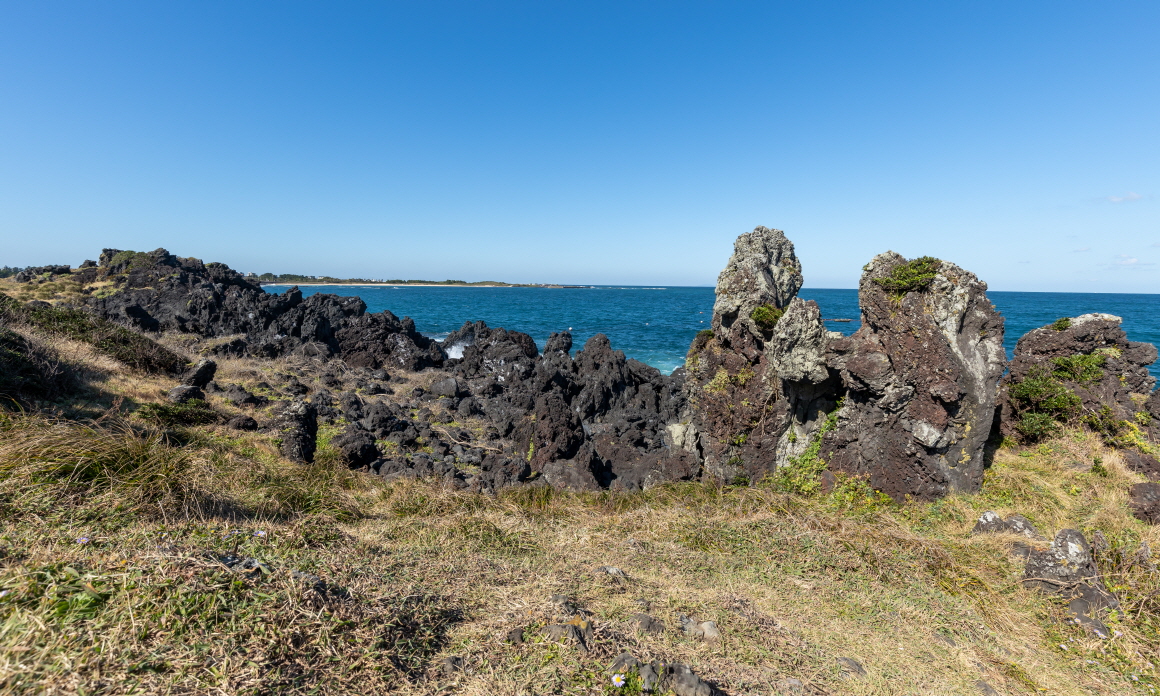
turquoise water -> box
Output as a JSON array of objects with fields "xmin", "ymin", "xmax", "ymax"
[{"xmin": 267, "ymin": 285, "xmax": 1159, "ymax": 379}]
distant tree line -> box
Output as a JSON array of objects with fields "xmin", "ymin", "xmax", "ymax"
[
  {"xmin": 255, "ymin": 272, "xmax": 482, "ymax": 285},
  {"xmin": 0, "ymin": 266, "xmax": 31, "ymax": 279}
]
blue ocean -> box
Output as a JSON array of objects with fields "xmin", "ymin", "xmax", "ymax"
[{"xmin": 265, "ymin": 285, "xmax": 1160, "ymax": 379}]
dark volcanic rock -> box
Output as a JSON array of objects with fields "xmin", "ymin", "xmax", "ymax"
[
  {"xmin": 167, "ymin": 385, "xmax": 205, "ymax": 404},
  {"xmin": 13, "ymin": 265, "xmax": 71, "ymax": 282},
  {"xmin": 999, "ymin": 313, "xmax": 1158, "ymax": 443},
  {"xmin": 84, "ymin": 247, "xmax": 441, "ymax": 367},
  {"xmin": 821, "ymin": 252, "xmax": 1007, "ymax": 501},
  {"xmin": 331, "ymin": 426, "xmax": 380, "ymax": 469},
  {"xmin": 1123, "ymin": 450, "xmax": 1160, "ymax": 480},
  {"xmin": 971, "ymin": 511, "xmax": 1044, "ymax": 539},
  {"xmin": 1023, "ymin": 528, "xmax": 1120, "ymax": 636},
  {"xmin": 429, "ymin": 376, "xmax": 461, "ymax": 398},
  {"xmin": 270, "ymin": 399, "xmax": 318, "ymax": 463},
  {"xmin": 1129, "ymin": 482, "xmax": 1160, "ymax": 524},
  {"xmin": 183, "ymin": 358, "xmax": 217, "ymax": 388},
  {"xmin": 226, "ymin": 414, "xmax": 259, "ymax": 431},
  {"xmin": 224, "ymin": 384, "xmax": 265, "ymax": 407}
]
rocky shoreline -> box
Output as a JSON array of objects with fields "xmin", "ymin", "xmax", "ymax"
[{"xmin": 6, "ymin": 230, "xmax": 1159, "ymax": 503}]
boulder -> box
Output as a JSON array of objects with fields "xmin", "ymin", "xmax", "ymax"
[
  {"xmin": 183, "ymin": 358, "xmax": 217, "ymax": 388},
  {"xmin": 1123, "ymin": 450, "xmax": 1160, "ymax": 480},
  {"xmin": 167, "ymin": 385, "xmax": 205, "ymax": 404},
  {"xmin": 999, "ymin": 313, "xmax": 1157, "ymax": 443},
  {"xmin": 331, "ymin": 426, "xmax": 380, "ymax": 469},
  {"xmin": 1023, "ymin": 528, "xmax": 1119, "ymax": 636},
  {"xmin": 270, "ymin": 399, "xmax": 318, "ymax": 463},
  {"xmin": 226, "ymin": 414, "xmax": 259, "ymax": 431},
  {"xmin": 224, "ymin": 384, "xmax": 265, "ymax": 407},
  {"xmin": 429, "ymin": 377, "xmax": 461, "ymax": 398},
  {"xmin": 1129, "ymin": 482, "xmax": 1160, "ymax": 524},
  {"xmin": 971, "ymin": 511, "xmax": 1044, "ymax": 539},
  {"xmin": 821, "ymin": 253, "xmax": 1007, "ymax": 501}
]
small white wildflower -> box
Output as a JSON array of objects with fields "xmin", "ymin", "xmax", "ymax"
[
  {"xmin": 76, "ymin": 537, "xmax": 90, "ymax": 544},
  {"xmin": 611, "ymin": 674, "xmax": 626, "ymax": 687},
  {"xmin": 254, "ymin": 530, "xmax": 267, "ymax": 537},
  {"xmin": 0, "ymin": 590, "xmax": 10, "ymax": 598},
  {"xmin": 1059, "ymin": 644, "xmax": 1068, "ymax": 650}
]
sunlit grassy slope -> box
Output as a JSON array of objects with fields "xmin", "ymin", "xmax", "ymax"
[{"xmin": 2, "ymin": 403, "xmax": 1159, "ymax": 696}]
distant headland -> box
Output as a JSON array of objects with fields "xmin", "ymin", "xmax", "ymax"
[{"xmin": 253, "ymin": 272, "xmax": 587, "ymax": 288}]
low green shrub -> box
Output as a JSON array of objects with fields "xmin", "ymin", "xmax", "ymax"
[
  {"xmin": 769, "ymin": 408, "xmax": 840, "ymax": 495},
  {"xmin": 750, "ymin": 304, "xmax": 784, "ymax": 331},
  {"xmin": 1050, "ymin": 317, "xmax": 1072, "ymax": 331},
  {"xmin": 873, "ymin": 256, "xmax": 941, "ymax": 296},
  {"xmin": 1051, "ymin": 353, "xmax": 1106, "ymax": 384}
]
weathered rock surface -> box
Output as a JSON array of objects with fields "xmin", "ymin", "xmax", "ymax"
[
  {"xmin": 331, "ymin": 426, "xmax": 380, "ymax": 469},
  {"xmin": 684, "ymin": 232, "xmax": 1006, "ymax": 501},
  {"xmin": 1023, "ymin": 529, "xmax": 1119, "ymax": 636},
  {"xmin": 821, "ymin": 253, "xmax": 1007, "ymax": 501},
  {"xmin": 183, "ymin": 358, "xmax": 217, "ymax": 388},
  {"xmin": 442, "ymin": 321, "xmax": 695, "ymax": 491},
  {"xmin": 684, "ymin": 229, "xmax": 839, "ymax": 484},
  {"xmin": 999, "ymin": 313, "xmax": 1157, "ymax": 443},
  {"xmin": 85, "ymin": 248, "xmax": 442, "ymax": 368},
  {"xmin": 1129, "ymin": 482, "xmax": 1160, "ymax": 524},
  {"xmin": 167, "ymin": 385, "xmax": 205, "ymax": 404},
  {"xmin": 13, "ymin": 265, "xmax": 71, "ymax": 282},
  {"xmin": 971, "ymin": 511, "xmax": 1044, "ymax": 539},
  {"xmin": 270, "ymin": 399, "xmax": 318, "ymax": 463},
  {"xmin": 1122, "ymin": 450, "xmax": 1160, "ymax": 480}
]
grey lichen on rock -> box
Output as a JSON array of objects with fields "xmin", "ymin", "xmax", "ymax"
[
  {"xmin": 821, "ymin": 251, "xmax": 1006, "ymax": 501},
  {"xmin": 711, "ymin": 226, "xmax": 803, "ymax": 345}
]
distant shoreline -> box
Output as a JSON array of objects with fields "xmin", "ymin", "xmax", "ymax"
[{"xmin": 260, "ymin": 282, "xmax": 594, "ymax": 288}]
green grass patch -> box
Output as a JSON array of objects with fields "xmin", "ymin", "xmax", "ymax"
[
  {"xmin": 0, "ymin": 293, "xmax": 183, "ymax": 374},
  {"xmin": 135, "ymin": 399, "xmax": 220, "ymax": 427}
]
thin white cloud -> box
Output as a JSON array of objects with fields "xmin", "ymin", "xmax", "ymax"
[
  {"xmin": 1105, "ymin": 254, "xmax": 1156, "ymax": 269},
  {"xmin": 1107, "ymin": 192, "xmax": 1142, "ymax": 203},
  {"xmin": 1072, "ymin": 247, "xmax": 1090, "ymax": 253}
]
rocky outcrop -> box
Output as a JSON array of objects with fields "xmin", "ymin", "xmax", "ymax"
[
  {"xmin": 84, "ymin": 248, "xmax": 441, "ymax": 369},
  {"xmin": 13, "ymin": 265, "xmax": 72, "ymax": 282},
  {"xmin": 999, "ymin": 313, "xmax": 1157, "ymax": 444},
  {"xmin": 1129, "ymin": 482, "xmax": 1160, "ymax": 524},
  {"xmin": 821, "ymin": 253, "xmax": 1007, "ymax": 501},
  {"xmin": 684, "ymin": 228, "xmax": 839, "ymax": 484},
  {"xmin": 270, "ymin": 399, "xmax": 318, "ymax": 463},
  {"xmin": 683, "ymin": 232, "xmax": 1006, "ymax": 501},
  {"xmin": 1023, "ymin": 529, "xmax": 1120, "ymax": 637},
  {"xmin": 441, "ymin": 322, "xmax": 694, "ymax": 491}
]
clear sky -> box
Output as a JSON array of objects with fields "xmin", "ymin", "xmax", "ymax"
[{"xmin": 1, "ymin": 2, "xmax": 1157, "ymax": 291}]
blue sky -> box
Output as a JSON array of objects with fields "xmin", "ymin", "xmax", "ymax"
[{"xmin": 1, "ymin": 2, "xmax": 1157, "ymax": 291}]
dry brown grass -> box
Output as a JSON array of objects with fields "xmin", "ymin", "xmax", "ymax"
[{"xmin": 2, "ymin": 332, "xmax": 1159, "ymax": 695}]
